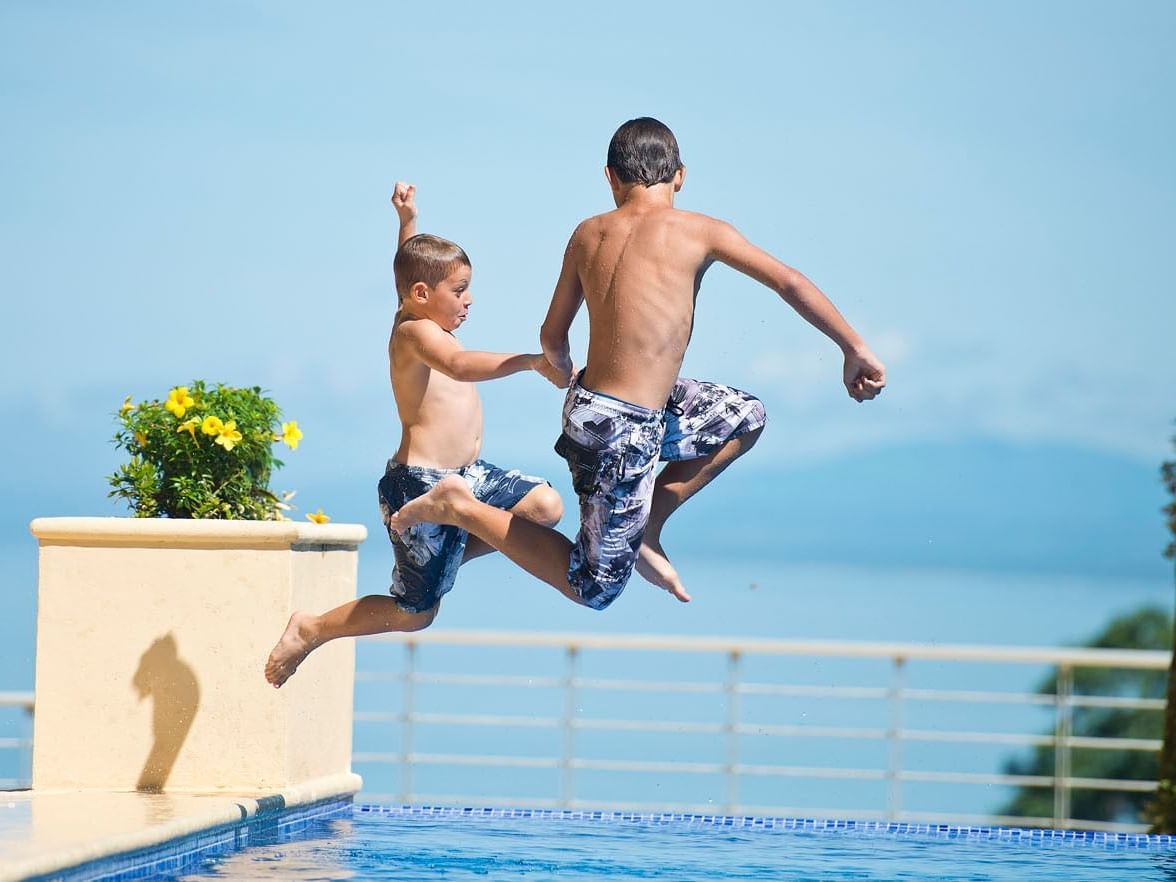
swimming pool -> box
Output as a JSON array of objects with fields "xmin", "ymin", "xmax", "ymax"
[{"xmin": 143, "ymin": 805, "xmax": 1174, "ymax": 882}]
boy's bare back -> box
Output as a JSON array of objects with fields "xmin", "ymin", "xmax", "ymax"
[
  {"xmin": 546, "ymin": 190, "xmax": 883, "ymax": 412},
  {"xmin": 565, "ymin": 202, "xmax": 723, "ymax": 410}
]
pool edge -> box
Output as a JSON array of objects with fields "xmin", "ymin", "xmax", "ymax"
[{"xmin": 0, "ymin": 772, "xmax": 362, "ymax": 882}]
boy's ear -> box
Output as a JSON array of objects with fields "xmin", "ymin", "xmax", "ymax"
[
  {"xmin": 411, "ymin": 282, "xmax": 430, "ymax": 304},
  {"xmin": 604, "ymin": 166, "xmax": 621, "ymax": 190},
  {"xmin": 673, "ymin": 165, "xmax": 686, "ymax": 192}
]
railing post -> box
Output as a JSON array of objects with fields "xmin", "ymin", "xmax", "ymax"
[
  {"xmin": 886, "ymin": 655, "xmax": 906, "ymax": 820},
  {"xmin": 1054, "ymin": 663, "xmax": 1073, "ymax": 827},
  {"xmin": 400, "ymin": 639, "xmax": 417, "ymax": 804},
  {"xmin": 560, "ymin": 644, "xmax": 579, "ymax": 809},
  {"xmin": 725, "ymin": 650, "xmax": 741, "ymax": 814}
]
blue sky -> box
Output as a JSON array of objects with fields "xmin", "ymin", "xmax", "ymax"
[
  {"xmin": 1, "ymin": 2, "xmax": 1174, "ymax": 664},
  {"xmin": 3, "ymin": 1, "xmax": 1173, "ymax": 463}
]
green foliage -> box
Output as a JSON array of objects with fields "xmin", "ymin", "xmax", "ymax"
[
  {"xmin": 1146, "ymin": 432, "xmax": 1176, "ymax": 832},
  {"xmin": 997, "ymin": 606, "xmax": 1170, "ymax": 825},
  {"xmin": 108, "ymin": 381, "xmax": 302, "ymax": 520},
  {"xmin": 1164, "ymin": 437, "xmax": 1175, "ymax": 560}
]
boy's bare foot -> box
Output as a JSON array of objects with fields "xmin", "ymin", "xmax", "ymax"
[
  {"xmin": 637, "ymin": 538, "xmax": 691, "ymax": 602},
  {"xmin": 265, "ymin": 611, "xmax": 319, "ymax": 688},
  {"xmin": 387, "ymin": 475, "xmax": 472, "ymax": 534}
]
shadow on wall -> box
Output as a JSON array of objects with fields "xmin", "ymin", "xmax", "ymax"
[{"xmin": 132, "ymin": 632, "xmax": 200, "ymax": 792}]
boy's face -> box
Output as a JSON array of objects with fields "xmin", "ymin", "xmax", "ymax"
[{"xmin": 417, "ymin": 263, "xmax": 472, "ymax": 332}]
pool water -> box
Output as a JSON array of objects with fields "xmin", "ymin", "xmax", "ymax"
[{"xmin": 166, "ymin": 807, "xmax": 1176, "ymax": 882}]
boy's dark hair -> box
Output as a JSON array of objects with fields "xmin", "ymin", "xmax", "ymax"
[
  {"xmin": 606, "ymin": 117, "xmax": 683, "ymax": 187},
  {"xmin": 393, "ymin": 234, "xmax": 471, "ymax": 301}
]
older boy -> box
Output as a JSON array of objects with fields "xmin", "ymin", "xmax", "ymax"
[
  {"xmin": 265, "ymin": 183, "xmax": 570, "ymax": 687},
  {"xmin": 389, "ymin": 118, "xmax": 887, "ymax": 610}
]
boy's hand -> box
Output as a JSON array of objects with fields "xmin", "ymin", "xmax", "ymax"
[
  {"xmin": 391, "ymin": 181, "xmax": 417, "ymax": 224},
  {"xmin": 843, "ymin": 347, "xmax": 886, "ymax": 402},
  {"xmin": 533, "ymin": 354, "xmax": 573, "ymax": 389}
]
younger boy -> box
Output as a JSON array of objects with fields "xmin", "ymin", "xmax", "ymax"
[
  {"xmin": 265, "ymin": 182, "xmax": 570, "ymax": 687},
  {"xmin": 388, "ymin": 117, "xmax": 887, "ymax": 611}
]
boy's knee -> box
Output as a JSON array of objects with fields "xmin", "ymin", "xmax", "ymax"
[
  {"xmin": 401, "ymin": 605, "xmax": 439, "ymax": 631},
  {"xmin": 524, "ymin": 484, "xmax": 563, "ymax": 527}
]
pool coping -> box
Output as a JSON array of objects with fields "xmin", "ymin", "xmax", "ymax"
[{"xmin": 0, "ymin": 772, "xmax": 361, "ymax": 882}]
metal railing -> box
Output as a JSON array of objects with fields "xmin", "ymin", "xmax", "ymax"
[
  {"xmin": 0, "ymin": 691, "xmax": 34, "ymax": 790},
  {"xmin": 2, "ymin": 632, "xmax": 1165, "ymax": 832},
  {"xmin": 352, "ymin": 630, "xmax": 1167, "ymax": 833}
]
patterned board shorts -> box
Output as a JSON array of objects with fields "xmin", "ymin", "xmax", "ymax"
[
  {"xmin": 554, "ymin": 375, "xmax": 766, "ymax": 610},
  {"xmin": 377, "ymin": 459, "xmax": 548, "ymax": 614}
]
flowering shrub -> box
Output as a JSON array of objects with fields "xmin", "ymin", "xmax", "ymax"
[{"xmin": 109, "ymin": 381, "xmax": 303, "ymax": 520}]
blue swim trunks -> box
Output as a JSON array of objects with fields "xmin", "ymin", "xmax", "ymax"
[
  {"xmin": 377, "ymin": 459, "xmax": 548, "ymax": 614},
  {"xmin": 554, "ymin": 375, "xmax": 766, "ymax": 611}
]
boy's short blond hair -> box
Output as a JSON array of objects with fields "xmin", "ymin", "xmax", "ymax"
[{"xmin": 394, "ymin": 234, "xmax": 471, "ymax": 300}]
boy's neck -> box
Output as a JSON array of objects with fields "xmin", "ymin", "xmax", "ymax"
[
  {"xmin": 616, "ymin": 182, "xmax": 676, "ymax": 209},
  {"xmin": 397, "ymin": 303, "xmax": 427, "ymax": 322}
]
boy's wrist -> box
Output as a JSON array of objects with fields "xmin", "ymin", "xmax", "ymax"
[{"xmin": 838, "ymin": 335, "xmax": 868, "ymax": 357}]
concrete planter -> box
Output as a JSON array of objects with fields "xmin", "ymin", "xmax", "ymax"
[{"xmin": 28, "ymin": 517, "xmax": 366, "ymax": 793}]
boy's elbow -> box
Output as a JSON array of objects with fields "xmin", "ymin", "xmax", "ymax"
[
  {"xmin": 771, "ymin": 266, "xmax": 804, "ymax": 301},
  {"xmin": 540, "ymin": 326, "xmax": 567, "ymax": 355}
]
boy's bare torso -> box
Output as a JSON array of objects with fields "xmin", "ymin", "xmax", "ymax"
[
  {"xmin": 389, "ymin": 316, "xmax": 483, "ymax": 469},
  {"xmin": 572, "ymin": 204, "xmax": 716, "ymax": 410}
]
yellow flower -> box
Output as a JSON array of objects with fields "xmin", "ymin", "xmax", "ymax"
[
  {"xmin": 176, "ymin": 418, "xmax": 199, "ymax": 440},
  {"xmin": 201, "ymin": 415, "xmax": 224, "ymax": 436},
  {"xmin": 214, "ymin": 420, "xmax": 243, "ymax": 451},
  {"xmin": 120, "ymin": 395, "xmax": 135, "ymax": 415},
  {"xmin": 164, "ymin": 386, "xmax": 194, "ymax": 418},
  {"xmin": 281, "ymin": 420, "xmax": 303, "ymax": 450},
  {"xmin": 134, "ymin": 431, "xmax": 148, "ymax": 447},
  {"xmin": 306, "ymin": 508, "xmax": 330, "ymax": 524}
]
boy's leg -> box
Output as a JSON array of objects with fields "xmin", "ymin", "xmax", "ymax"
[
  {"xmin": 638, "ymin": 426, "xmax": 763, "ymax": 588},
  {"xmin": 461, "ymin": 482, "xmax": 563, "ymax": 563},
  {"xmin": 265, "ymin": 597, "xmax": 437, "ymax": 687},
  {"xmin": 265, "ymin": 461, "xmax": 472, "ymax": 688},
  {"xmin": 390, "ymin": 478, "xmax": 584, "ymax": 606},
  {"xmin": 637, "ymin": 379, "xmax": 766, "ymax": 596}
]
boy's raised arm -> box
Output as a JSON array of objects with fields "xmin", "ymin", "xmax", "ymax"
[
  {"xmin": 392, "ymin": 181, "xmax": 418, "ymax": 246},
  {"xmin": 708, "ymin": 220, "xmax": 886, "ymax": 402},
  {"xmin": 539, "ymin": 229, "xmax": 585, "ymax": 375},
  {"xmin": 398, "ymin": 320, "xmax": 569, "ymax": 387}
]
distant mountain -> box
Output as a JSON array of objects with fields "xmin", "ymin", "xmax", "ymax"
[
  {"xmin": 679, "ymin": 439, "xmax": 1173, "ymax": 580},
  {"xmin": 216, "ymin": 437, "xmax": 1173, "ymax": 582}
]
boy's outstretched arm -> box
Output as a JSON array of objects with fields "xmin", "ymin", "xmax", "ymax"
[
  {"xmin": 398, "ymin": 320, "xmax": 570, "ymax": 388},
  {"xmin": 539, "ymin": 229, "xmax": 585, "ymax": 375},
  {"xmin": 709, "ymin": 221, "xmax": 886, "ymax": 402},
  {"xmin": 392, "ymin": 181, "xmax": 418, "ymax": 246}
]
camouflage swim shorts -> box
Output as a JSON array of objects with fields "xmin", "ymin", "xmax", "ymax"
[
  {"xmin": 555, "ymin": 375, "xmax": 766, "ymax": 610},
  {"xmin": 378, "ymin": 459, "xmax": 548, "ymax": 614}
]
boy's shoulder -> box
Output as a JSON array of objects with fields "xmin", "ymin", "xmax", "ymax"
[
  {"xmin": 571, "ymin": 207, "xmax": 719, "ymax": 241},
  {"xmin": 390, "ymin": 313, "xmax": 449, "ymax": 356}
]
